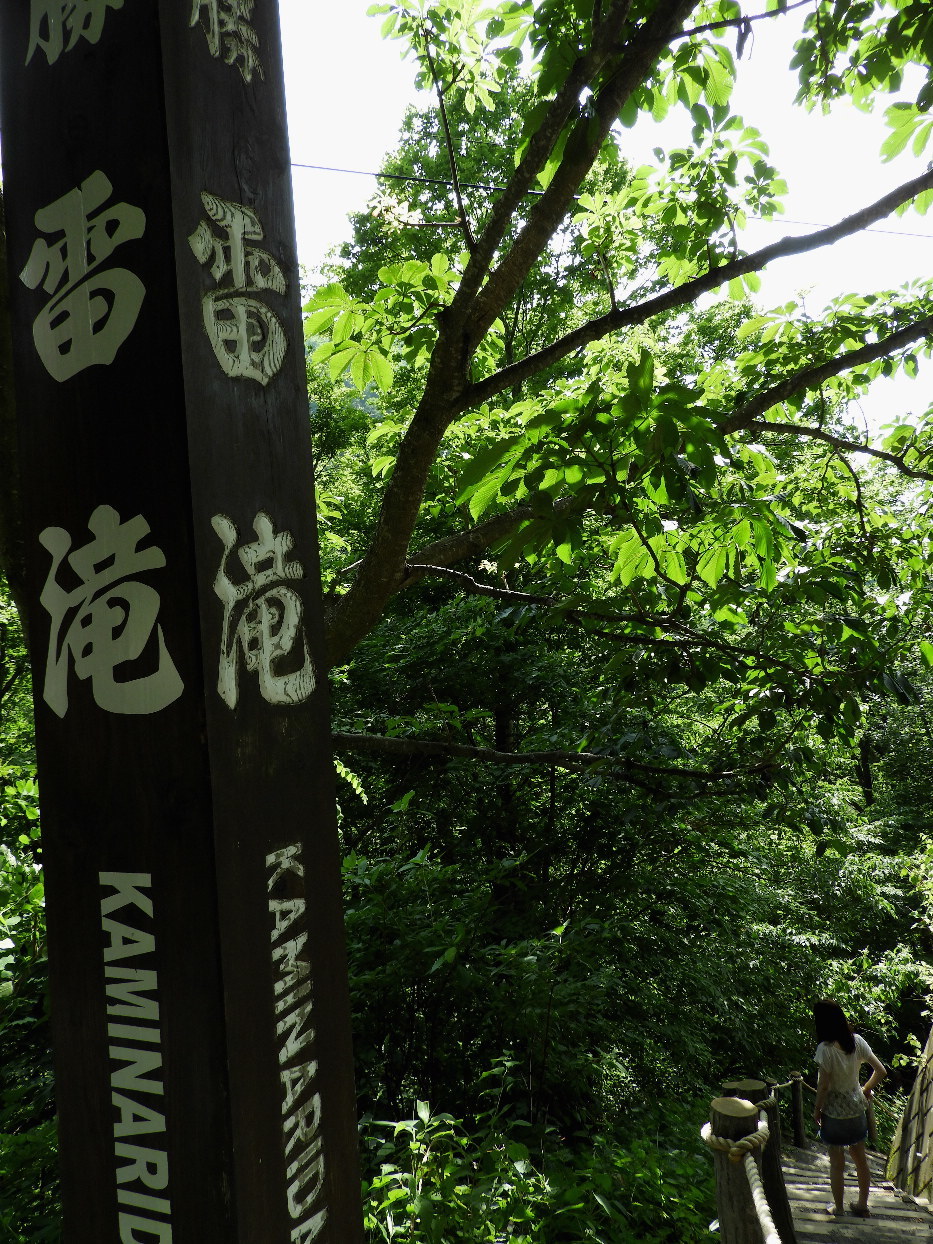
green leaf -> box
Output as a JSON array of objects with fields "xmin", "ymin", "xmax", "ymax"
[
  {"xmin": 627, "ymin": 349, "xmax": 655, "ymax": 398},
  {"xmin": 651, "ymin": 412, "xmax": 680, "ymax": 454},
  {"xmin": 697, "ymin": 545, "xmax": 728, "ymax": 588},
  {"xmin": 369, "ymin": 350, "xmax": 394, "ymax": 394},
  {"xmin": 350, "ymin": 349, "xmax": 369, "ymax": 392},
  {"xmin": 468, "ymin": 464, "xmax": 514, "ymax": 521},
  {"xmin": 455, "ymin": 436, "xmax": 525, "ymax": 504},
  {"xmin": 366, "ymin": 420, "xmax": 401, "ymax": 447},
  {"xmin": 881, "ymin": 123, "xmax": 915, "ymax": 161},
  {"xmin": 371, "ymin": 454, "xmax": 395, "ymax": 478},
  {"xmin": 613, "ymin": 533, "xmax": 653, "ymax": 586},
  {"xmin": 732, "ymin": 519, "xmax": 751, "ymax": 549},
  {"xmin": 304, "ymin": 306, "xmax": 341, "ymax": 335},
  {"xmin": 332, "ymin": 308, "xmax": 362, "ymax": 345},
  {"xmin": 327, "ymin": 347, "xmax": 356, "ymax": 381},
  {"xmin": 703, "ymin": 57, "xmax": 733, "ymax": 107}
]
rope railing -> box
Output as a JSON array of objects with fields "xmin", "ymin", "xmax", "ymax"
[
  {"xmin": 701, "ymin": 1077, "xmax": 799, "ymax": 1244},
  {"xmin": 702, "ymin": 1108, "xmax": 782, "ymax": 1244},
  {"xmin": 702, "ymin": 1066, "xmax": 895, "ymax": 1242},
  {"xmin": 702, "ymin": 1111, "xmax": 770, "ymax": 1162},
  {"xmin": 743, "ymin": 1144, "xmax": 783, "ymax": 1244},
  {"xmin": 705, "ymin": 1030, "xmax": 933, "ymax": 1240}
]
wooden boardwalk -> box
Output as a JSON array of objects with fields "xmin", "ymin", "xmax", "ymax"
[{"xmin": 784, "ymin": 1144, "xmax": 933, "ymax": 1242}]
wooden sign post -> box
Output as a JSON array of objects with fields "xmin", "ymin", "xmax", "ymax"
[{"xmin": 0, "ymin": 3, "xmax": 363, "ymax": 1241}]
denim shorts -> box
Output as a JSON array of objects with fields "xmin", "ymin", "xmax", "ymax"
[{"xmin": 819, "ymin": 1112, "xmax": 868, "ymax": 1147}]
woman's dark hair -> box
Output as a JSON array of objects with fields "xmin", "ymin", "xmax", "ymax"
[{"xmin": 814, "ymin": 999, "xmax": 855, "ymax": 1053}]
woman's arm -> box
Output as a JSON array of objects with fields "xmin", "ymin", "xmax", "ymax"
[
  {"xmin": 814, "ymin": 1066, "xmax": 831, "ymax": 1124},
  {"xmin": 862, "ymin": 1050, "xmax": 888, "ymax": 1100}
]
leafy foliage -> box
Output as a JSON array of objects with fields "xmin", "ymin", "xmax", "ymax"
[
  {"xmin": 312, "ymin": 7, "xmax": 933, "ymax": 1207},
  {"xmin": 360, "ymin": 1097, "xmax": 714, "ymax": 1243},
  {"xmin": 0, "ymin": 583, "xmax": 59, "ymax": 1243},
  {"xmin": 7, "ymin": 1, "xmax": 933, "ymax": 1240}
]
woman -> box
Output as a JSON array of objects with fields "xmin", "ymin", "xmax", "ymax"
[{"xmin": 812, "ymin": 998, "xmax": 887, "ymax": 1218}]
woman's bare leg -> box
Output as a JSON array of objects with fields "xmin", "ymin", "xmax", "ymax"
[
  {"xmin": 828, "ymin": 1145, "xmax": 846, "ymax": 1212},
  {"xmin": 850, "ymin": 1141, "xmax": 871, "ymax": 1212}
]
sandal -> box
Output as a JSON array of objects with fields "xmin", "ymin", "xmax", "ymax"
[
  {"xmin": 849, "ymin": 1202, "xmax": 871, "ymax": 1218},
  {"xmin": 825, "ymin": 1203, "xmax": 843, "ymax": 1216}
]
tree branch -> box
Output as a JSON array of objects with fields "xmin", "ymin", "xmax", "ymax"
[
  {"xmin": 324, "ymin": 37, "xmax": 933, "ymax": 667},
  {"xmin": 722, "ymin": 312, "xmax": 933, "ymax": 433},
  {"xmin": 743, "ymin": 420, "xmax": 933, "ymax": 480},
  {"xmin": 396, "ymin": 564, "xmax": 840, "ymax": 689},
  {"xmin": 395, "ymin": 496, "xmax": 583, "ymax": 588},
  {"xmin": 834, "ymin": 452, "xmax": 871, "ymax": 542},
  {"xmin": 0, "ymin": 655, "xmax": 27, "ymax": 708},
  {"xmin": 422, "ymin": 33, "xmax": 476, "ymax": 252},
  {"xmin": 331, "ymin": 730, "xmax": 771, "ymax": 785},
  {"xmin": 467, "ymin": 0, "xmax": 695, "ymax": 343},
  {"xmin": 402, "ymin": 561, "xmax": 655, "ymax": 625},
  {"xmin": 457, "ymin": 169, "xmax": 933, "ymax": 415},
  {"xmin": 451, "ymin": 0, "xmax": 639, "ymax": 312},
  {"xmin": 675, "ymin": 0, "xmax": 814, "ymax": 43},
  {"xmin": 403, "ymin": 562, "xmax": 561, "ymax": 606}
]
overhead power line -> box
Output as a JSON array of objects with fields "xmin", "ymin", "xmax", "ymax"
[
  {"xmin": 290, "ymin": 162, "xmax": 933, "ymax": 240},
  {"xmin": 290, "ymin": 161, "xmax": 545, "ymax": 197},
  {"xmin": 750, "ymin": 215, "xmax": 933, "ymax": 241}
]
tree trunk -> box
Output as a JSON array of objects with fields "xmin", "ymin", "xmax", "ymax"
[{"xmin": 855, "ymin": 734, "xmax": 875, "ymax": 806}]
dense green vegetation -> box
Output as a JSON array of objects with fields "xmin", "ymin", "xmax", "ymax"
[
  {"xmin": 5, "ymin": 0, "xmax": 933, "ymax": 1239},
  {"xmin": 2, "ymin": 565, "xmax": 931, "ymax": 1239}
]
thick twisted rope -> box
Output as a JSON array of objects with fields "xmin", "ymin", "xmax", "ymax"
[
  {"xmin": 743, "ymin": 1149, "xmax": 781, "ymax": 1244},
  {"xmin": 768, "ymin": 1072, "xmax": 822, "ymax": 1094},
  {"xmin": 701, "ymin": 1111, "xmax": 770, "ymax": 1163},
  {"xmin": 703, "ymin": 1108, "xmax": 781, "ymax": 1243}
]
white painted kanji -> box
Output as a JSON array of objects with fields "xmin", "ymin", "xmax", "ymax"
[
  {"xmin": 188, "ymin": 192, "xmax": 287, "ymax": 386},
  {"xmin": 211, "ymin": 512, "xmax": 315, "ymax": 709},
  {"xmin": 20, "ymin": 170, "xmax": 145, "ymax": 382},
  {"xmin": 27, "ymin": 0, "xmax": 125, "ymax": 66},
  {"xmin": 190, "ymin": 0, "xmax": 263, "ymax": 83},
  {"xmin": 39, "ymin": 505, "xmax": 184, "ymax": 718}
]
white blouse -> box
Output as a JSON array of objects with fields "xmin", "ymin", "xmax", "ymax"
[{"xmin": 814, "ymin": 1034, "xmax": 875, "ymax": 1118}]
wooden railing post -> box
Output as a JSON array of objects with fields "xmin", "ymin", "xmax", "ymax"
[
  {"xmin": 722, "ymin": 1080, "xmax": 798, "ymax": 1244},
  {"xmin": 708, "ymin": 1097, "xmax": 761, "ymax": 1244},
  {"xmin": 790, "ymin": 1072, "xmax": 807, "ymax": 1148},
  {"xmin": 867, "ymin": 1096, "xmax": 878, "ymax": 1148},
  {"xmin": 764, "ymin": 1080, "xmax": 784, "ymax": 1152}
]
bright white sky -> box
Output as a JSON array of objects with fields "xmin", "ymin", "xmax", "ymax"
[{"xmin": 279, "ymin": 1, "xmax": 933, "ymax": 429}]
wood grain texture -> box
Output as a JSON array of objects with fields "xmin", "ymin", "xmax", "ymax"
[{"xmin": 0, "ymin": 2, "xmax": 362, "ymax": 1241}]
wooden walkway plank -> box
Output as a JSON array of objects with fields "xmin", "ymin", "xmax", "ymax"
[{"xmin": 783, "ymin": 1144, "xmax": 933, "ymax": 1243}]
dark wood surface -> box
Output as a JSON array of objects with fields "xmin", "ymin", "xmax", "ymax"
[{"xmin": 0, "ymin": 2, "xmax": 362, "ymax": 1241}]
